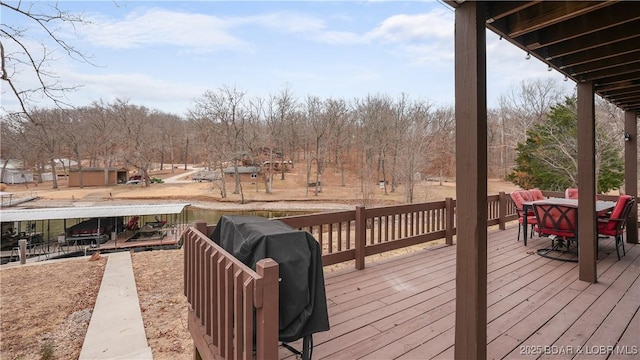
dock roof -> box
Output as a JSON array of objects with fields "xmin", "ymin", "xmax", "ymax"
[{"xmin": 0, "ymin": 203, "xmax": 191, "ymax": 222}]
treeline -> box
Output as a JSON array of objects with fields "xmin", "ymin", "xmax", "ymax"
[{"xmin": 0, "ymin": 78, "xmax": 627, "ymax": 202}]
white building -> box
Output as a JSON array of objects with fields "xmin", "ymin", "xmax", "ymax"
[{"xmin": 0, "ymin": 159, "xmax": 33, "ymax": 184}]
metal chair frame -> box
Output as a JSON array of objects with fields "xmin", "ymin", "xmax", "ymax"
[
  {"xmin": 532, "ymin": 203, "xmax": 579, "ymax": 262},
  {"xmin": 597, "ymin": 196, "xmax": 635, "ymax": 260}
]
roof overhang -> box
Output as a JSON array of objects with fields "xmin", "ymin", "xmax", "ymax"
[{"xmin": 446, "ymin": 1, "xmax": 640, "ymax": 113}]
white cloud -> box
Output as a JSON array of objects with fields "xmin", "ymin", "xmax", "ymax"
[
  {"xmin": 246, "ymin": 11, "xmax": 327, "ymax": 34},
  {"xmin": 367, "ymin": 9, "xmax": 454, "ymax": 43},
  {"xmin": 75, "ymin": 7, "xmax": 455, "ymax": 53},
  {"xmin": 397, "ymin": 42, "xmax": 453, "ymax": 67},
  {"xmin": 242, "ymin": 11, "xmax": 368, "ymax": 45},
  {"xmin": 80, "ymin": 9, "xmax": 248, "ymax": 51},
  {"xmin": 77, "ymin": 8, "xmax": 366, "ymax": 50}
]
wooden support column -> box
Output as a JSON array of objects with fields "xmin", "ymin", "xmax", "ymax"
[
  {"xmin": 624, "ymin": 110, "xmax": 638, "ymax": 243},
  {"xmin": 577, "ymin": 82, "xmax": 597, "ymax": 283},
  {"xmin": 454, "ymin": 2, "xmax": 487, "ymax": 359}
]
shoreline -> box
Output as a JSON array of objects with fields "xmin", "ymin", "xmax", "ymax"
[{"xmin": 7, "ymin": 197, "xmax": 357, "ymax": 213}]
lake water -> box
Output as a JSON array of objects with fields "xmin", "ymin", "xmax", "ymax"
[{"xmin": 185, "ymin": 208, "xmax": 310, "ymax": 226}]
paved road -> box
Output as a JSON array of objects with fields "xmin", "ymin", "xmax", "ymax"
[{"xmin": 162, "ymin": 168, "xmax": 199, "ymax": 184}]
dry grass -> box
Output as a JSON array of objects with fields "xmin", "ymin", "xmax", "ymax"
[{"xmin": 0, "ymin": 257, "xmax": 107, "ymax": 360}]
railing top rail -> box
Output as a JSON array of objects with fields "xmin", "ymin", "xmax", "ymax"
[
  {"xmin": 363, "ymin": 201, "xmax": 448, "ymax": 217},
  {"xmin": 187, "ymin": 227, "xmax": 263, "ymax": 281},
  {"xmin": 276, "ymin": 210, "xmax": 356, "ymax": 227}
]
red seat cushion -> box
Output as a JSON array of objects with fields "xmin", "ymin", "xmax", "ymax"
[{"xmin": 518, "ymin": 215, "xmax": 537, "ymax": 225}]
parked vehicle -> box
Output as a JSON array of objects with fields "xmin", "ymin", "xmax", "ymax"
[{"xmin": 126, "ymin": 175, "xmax": 144, "ymax": 185}]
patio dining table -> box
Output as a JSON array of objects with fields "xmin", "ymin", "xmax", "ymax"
[{"xmin": 522, "ymin": 197, "xmax": 617, "ymax": 245}]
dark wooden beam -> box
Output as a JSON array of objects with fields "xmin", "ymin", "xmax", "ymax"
[
  {"xmin": 544, "ymin": 31, "xmax": 640, "ymax": 60},
  {"xmin": 624, "ymin": 110, "xmax": 638, "ymax": 244},
  {"xmin": 454, "ymin": 2, "xmax": 487, "ymax": 359},
  {"xmin": 578, "ymin": 63, "xmax": 640, "ymax": 82},
  {"xmin": 506, "ymin": 2, "xmax": 615, "ymax": 38},
  {"xmin": 568, "ymin": 52, "xmax": 640, "ymax": 76},
  {"xmin": 486, "ymin": 1, "xmax": 541, "ymax": 22},
  {"xmin": 615, "ymin": 99, "xmax": 640, "ymax": 109},
  {"xmin": 606, "ymin": 88, "xmax": 640, "ymax": 100},
  {"xmin": 595, "ymin": 74, "xmax": 640, "ymax": 91},
  {"xmin": 577, "ymin": 81, "xmax": 597, "ymax": 283},
  {"xmin": 522, "ymin": 3, "xmax": 640, "ymax": 50},
  {"xmin": 601, "ymin": 84, "xmax": 640, "ymax": 95},
  {"xmin": 554, "ymin": 24, "xmax": 640, "ymax": 66}
]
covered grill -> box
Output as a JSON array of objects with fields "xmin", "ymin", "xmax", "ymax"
[{"xmin": 210, "ymin": 215, "xmax": 330, "ymax": 359}]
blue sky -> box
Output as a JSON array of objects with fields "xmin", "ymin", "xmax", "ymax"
[{"xmin": 2, "ymin": 1, "xmax": 574, "ymax": 117}]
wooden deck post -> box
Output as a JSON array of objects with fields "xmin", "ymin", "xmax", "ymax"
[
  {"xmin": 577, "ymin": 82, "xmax": 598, "ymax": 283},
  {"xmin": 498, "ymin": 192, "xmax": 507, "ymax": 230},
  {"xmin": 355, "ymin": 206, "xmax": 366, "ymax": 270},
  {"xmin": 454, "ymin": 2, "xmax": 488, "ymax": 359},
  {"xmin": 624, "ymin": 110, "xmax": 638, "ymax": 244},
  {"xmin": 193, "ymin": 221, "xmax": 208, "ymax": 236},
  {"xmin": 255, "ymin": 259, "xmax": 279, "ymax": 360},
  {"xmin": 445, "ymin": 197, "xmax": 454, "ymax": 245},
  {"xmin": 18, "ymin": 239, "xmax": 27, "ymax": 265}
]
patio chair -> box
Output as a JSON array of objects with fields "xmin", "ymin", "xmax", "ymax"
[
  {"xmin": 529, "ymin": 188, "xmax": 545, "ymax": 201},
  {"xmin": 532, "ymin": 202, "xmax": 578, "ymax": 262},
  {"xmin": 565, "ymin": 187, "xmax": 579, "ymax": 199},
  {"xmin": 510, "ymin": 190, "xmax": 537, "ymax": 243},
  {"xmin": 597, "ymin": 195, "xmax": 635, "ymax": 260}
]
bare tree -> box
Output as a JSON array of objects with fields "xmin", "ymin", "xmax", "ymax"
[
  {"xmin": 498, "ymin": 78, "xmax": 564, "ymax": 141},
  {"xmin": 494, "ymin": 78, "xmax": 565, "ymax": 180},
  {"xmin": 0, "ymin": 113, "xmax": 38, "ymax": 184},
  {"xmin": 264, "ymin": 86, "xmax": 297, "ymax": 193},
  {"xmin": 19, "ymin": 108, "xmax": 65, "ymax": 188},
  {"xmin": 427, "ymin": 106, "xmax": 455, "ymax": 185},
  {"xmin": 109, "ymin": 99, "xmax": 160, "ymax": 186},
  {"xmin": 154, "ymin": 113, "xmax": 184, "ymax": 172},
  {"xmin": 1, "ymin": 2, "xmax": 92, "ymax": 120},
  {"xmin": 0, "ymin": 114, "xmax": 22, "ymax": 175},
  {"xmin": 326, "ymin": 99, "xmax": 354, "ymax": 187},
  {"xmin": 59, "ymin": 108, "xmax": 93, "ymax": 188},
  {"xmin": 352, "ymin": 95, "xmax": 392, "ymax": 205},
  {"xmin": 301, "ymin": 96, "xmax": 324, "ymax": 196},
  {"xmin": 189, "ymin": 86, "xmax": 255, "ymax": 203},
  {"xmin": 84, "ymin": 101, "xmax": 119, "ymax": 183},
  {"xmin": 388, "ymin": 93, "xmax": 412, "ymax": 193},
  {"xmin": 396, "ymin": 99, "xmax": 434, "ymax": 203},
  {"xmin": 318, "ymin": 98, "xmax": 349, "ymax": 194}
]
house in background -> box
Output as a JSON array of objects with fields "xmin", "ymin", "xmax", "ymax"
[
  {"xmin": 222, "ymin": 166, "xmax": 261, "ymax": 182},
  {"xmin": 68, "ymin": 167, "xmax": 128, "ymax": 187},
  {"xmin": 0, "ymin": 159, "xmax": 33, "ymax": 184}
]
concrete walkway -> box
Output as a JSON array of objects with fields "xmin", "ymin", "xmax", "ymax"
[{"xmin": 79, "ymin": 251, "xmax": 153, "ymax": 359}]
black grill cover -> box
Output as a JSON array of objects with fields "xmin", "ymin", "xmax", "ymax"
[{"xmin": 210, "ymin": 215, "xmax": 330, "ymax": 343}]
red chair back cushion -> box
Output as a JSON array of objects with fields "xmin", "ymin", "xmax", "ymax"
[
  {"xmin": 565, "ymin": 188, "xmax": 579, "ymax": 199},
  {"xmin": 533, "ymin": 203, "xmax": 577, "ymax": 238},
  {"xmin": 602, "ymin": 195, "xmax": 632, "ymax": 232},
  {"xmin": 510, "ymin": 191, "xmax": 526, "ymax": 211},
  {"xmin": 529, "ymin": 189, "xmax": 545, "ymax": 200}
]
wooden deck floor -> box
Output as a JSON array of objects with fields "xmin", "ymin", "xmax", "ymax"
[{"xmin": 281, "ymin": 225, "xmax": 640, "ymax": 359}]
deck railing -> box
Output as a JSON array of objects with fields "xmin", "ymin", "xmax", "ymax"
[
  {"xmin": 276, "ymin": 192, "xmax": 517, "ymax": 269},
  {"xmin": 183, "ymin": 223, "xmax": 280, "ymax": 360},
  {"xmin": 183, "ymin": 190, "xmax": 635, "ymax": 359}
]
